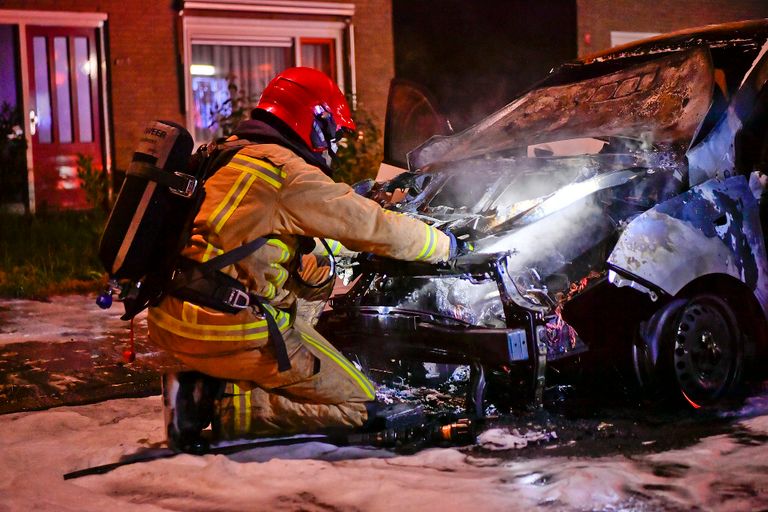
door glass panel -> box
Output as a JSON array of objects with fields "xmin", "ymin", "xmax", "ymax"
[
  {"xmin": 190, "ymin": 43, "xmax": 292, "ymax": 141},
  {"xmin": 0, "ymin": 25, "xmax": 19, "ymax": 108},
  {"xmin": 53, "ymin": 36, "xmax": 72, "ymax": 143},
  {"xmin": 73, "ymin": 37, "xmax": 93, "ymax": 142},
  {"xmin": 300, "ymin": 39, "xmax": 334, "ymax": 79},
  {"xmin": 32, "ymin": 36, "xmax": 52, "ymax": 143},
  {"xmin": 0, "ymin": 24, "xmax": 27, "ymax": 206}
]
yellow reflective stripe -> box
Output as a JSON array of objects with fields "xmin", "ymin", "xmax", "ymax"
[
  {"xmin": 424, "ymin": 227, "xmax": 438, "ymax": 260},
  {"xmin": 233, "ymin": 384, "xmax": 241, "ymax": 433},
  {"xmin": 207, "ymin": 172, "xmax": 256, "ymax": 234},
  {"xmin": 207, "ymin": 172, "xmax": 248, "ymax": 230},
  {"xmin": 265, "ymin": 239, "xmax": 290, "ymax": 294},
  {"xmin": 300, "ymin": 332, "xmax": 376, "ymax": 400},
  {"xmin": 148, "ymin": 306, "xmax": 290, "ymax": 341},
  {"xmin": 263, "ymin": 281, "xmax": 276, "ymax": 300},
  {"xmin": 319, "ymin": 239, "xmax": 342, "ymax": 256},
  {"xmin": 216, "ymin": 174, "xmax": 255, "ymax": 233},
  {"xmin": 229, "ymin": 155, "xmax": 285, "ymax": 189},
  {"xmin": 202, "ymin": 243, "xmax": 224, "ymax": 263},
  {"xmin": 276, "ymin": 266, "xmax": 288, "ymax": 286},
  {"xmin": 266, "ymin": 239, "xmax": 291, "ymax": 263},
  {"xmin": 232, "ymin": 384, "xmax": 250, "ymax": 434},
  {"xmin": 166, "ymin": 304, "xmax": 290, "ymax": 331},
  {"xmin": 270, "ymin": 264, "xmax": 289, "ymax": 287},
  {"xmin": 234, "ymin": 153, "xmax": 286, "ymax": 180},
  {"xmin": 228, "ymin": 161, "xmax": 281, "ymax": 189},
  {"xmin": 266, "ymin": 238, "xmax": 290, "ymax": 251},
  {"xmin": 244, "ymin": 389, "xmax": 252, "ymax": 432},
  {"xmin": 415, "ymin": 224, "xmax": 436, "ymax": 261},
  {"xmin": 181, "ymin": 302, "xmax": 199, "ymax": 324}
]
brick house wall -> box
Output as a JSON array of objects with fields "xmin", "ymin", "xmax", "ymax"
[
  {"xmin": 577, "ymin": 0, "xmax": 768, "ymax": 56},
  {"xmin": 0, "ymin": 0, "xmax": 393, "ymax": 173}
]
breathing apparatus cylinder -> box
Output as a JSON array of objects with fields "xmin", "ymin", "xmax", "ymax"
[{"xmin": 98, "ymin": 120, "xmax": 195, "ymax": 318}]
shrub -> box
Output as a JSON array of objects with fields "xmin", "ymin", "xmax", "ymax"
[
  {"xmin": 76, "ymin": 153, "xmax": 109, "ymax": 212},
  {"xmin": 0, "ymin": 211, "xmax": 105, "ymax": 298},
  {"xmin": 334, "ymin": 103, "xmax": 383, "ymax": 185}
]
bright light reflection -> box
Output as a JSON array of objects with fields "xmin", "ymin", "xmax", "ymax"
[{"xmin": 190, "ymin": 64, "xmax": 216, "ymax": 76}]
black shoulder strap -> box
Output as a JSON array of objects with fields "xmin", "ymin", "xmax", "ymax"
[
  {"xmin": 198, "ymin": 237, "xmax": 269, "ymax": 275},
  {"xmin": 168, "ymin": 238, "xmax": 291, "ymax": 372},
  {"xmin": 165, "ymin": 139, "xmax": 294, "ymax": 372}
]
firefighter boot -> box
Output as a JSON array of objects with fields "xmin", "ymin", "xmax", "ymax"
[{"xmin": 162, "ymin": 371, "xmax": 224, "ymax": 454}]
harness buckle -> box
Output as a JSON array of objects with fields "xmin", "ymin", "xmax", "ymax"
[
  {"xmin": 225, "ymin": 287, "xmax": 251, "ymax": 309},
  {"xmin": 169, "ymin": 172, "xmax": 198, "ymax": 198}
]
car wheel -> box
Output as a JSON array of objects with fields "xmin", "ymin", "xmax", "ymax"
[
  {"xmin": 671, "ymin": 295, "xmax": 743, "ymax": 407},
  {"xmin": 633, "ymin": 294, "xmax": 744, "ymax": 408},
  {"xmin": 632, "ymin": 298, "xmax": 686, "ymax": 394}
]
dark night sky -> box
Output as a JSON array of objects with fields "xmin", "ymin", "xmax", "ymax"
[{"xmin": 393, "ymin": 0, "xmax": 577, "ymax": 130}]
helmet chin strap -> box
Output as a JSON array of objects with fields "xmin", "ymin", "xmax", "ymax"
[
  {"xmin": 311, "ymin": 105, "xmax": 339, "ymax": 152},
  {"xmin": 310, "ymin": 105, "xmax": 351, "ymax": 171}
]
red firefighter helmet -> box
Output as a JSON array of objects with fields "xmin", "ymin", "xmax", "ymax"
[{"xmin": 254, "ymin": 67, "xmax": 355, "ymax": 153}]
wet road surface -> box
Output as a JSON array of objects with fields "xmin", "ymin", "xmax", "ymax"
[
  {"xmin": 0, "ymin": 296, "xmax": 181, "ymax": 413},
  {"xmin": 1, "ymin": 294, "xmax": 768, "ymax": 465}
]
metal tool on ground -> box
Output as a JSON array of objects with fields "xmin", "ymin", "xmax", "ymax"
[{"xmin": 62, "ymin": 415, "xmax": 477, "ymax": 480}]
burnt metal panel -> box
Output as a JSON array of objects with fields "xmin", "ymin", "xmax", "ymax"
[
  {"xmin": 608, "ymin": 175, "xmax": 768, "ymax": 310},
  {"xmin": 687, "ymin": 108, "xmax": 741, "ymax": 187},
  {"xmin": 409, "ymin": 49, "xmax": 713, "ymax": 169}
]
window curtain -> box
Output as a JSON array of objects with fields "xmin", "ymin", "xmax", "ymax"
[
  {"xmin": 191, "ymin": 44, "xmax": 292, "ymax": 141},
  {"xmin": 300, "ymin": 42, "xmax": 333, "ymax": 78}
]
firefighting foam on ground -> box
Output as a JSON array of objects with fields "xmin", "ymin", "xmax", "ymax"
[{"xmin": 2, "ymin": 295, "xmax": 768, "ymax": 510}]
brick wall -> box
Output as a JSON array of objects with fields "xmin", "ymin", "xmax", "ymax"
[
  {"xmin": 348, "ymin": 0, "xmax": 394, "ymax": 126},
  {"xmin": 578, "ymin": 0, "xmax": 768, "ymax": 56},
  {"xmin": 1, "ymin": 0, "xmax": 393, "ymax": 172}
]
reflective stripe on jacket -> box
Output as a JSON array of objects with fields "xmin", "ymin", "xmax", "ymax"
[{"xmin": 153, "ymin": 141, "xmax": 450, "ymax": 336}]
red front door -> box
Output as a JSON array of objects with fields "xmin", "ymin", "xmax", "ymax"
[{"xmin": 26, "ymin": 26, "xmax": 103, "ymax": 210}]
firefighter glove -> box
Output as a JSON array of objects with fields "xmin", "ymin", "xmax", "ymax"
[{"xmin": 443, "ymin": 229, "xmax": 473, "ymax": 260}]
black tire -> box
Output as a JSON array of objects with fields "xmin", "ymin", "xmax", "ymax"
[
  {"xmin": 633, "ymin": 294, "xmax": 744, "ymax": 409},
  {"xmin": 670, "ymin": 295, "xmax": 743, "ymax": 407}
]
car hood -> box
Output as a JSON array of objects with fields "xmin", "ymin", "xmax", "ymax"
[{"xmin": 408, "ymin": 48, "xmax": 713, "ymax": 170}]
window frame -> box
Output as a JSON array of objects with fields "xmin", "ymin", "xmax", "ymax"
[
  {"xmin": 300, "ymin": 37, "xmax": 337, "ymax": 81},
  {"xmin": 182, "ymin": 15, "xmax": 348, "ymax": 143}
]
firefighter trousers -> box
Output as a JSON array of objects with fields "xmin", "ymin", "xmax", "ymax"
[{"xmin": 149, "ymin": 300, "xmax": 374, "ymax": 436}]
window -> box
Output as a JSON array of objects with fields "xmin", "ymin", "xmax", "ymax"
[
  {"xmin": 183, "ymin": 16, "xmax": 349, "ymax": 143},
  {"xmin": 300, "ymin": 38, "xmax": 335, "ymax": 79}
]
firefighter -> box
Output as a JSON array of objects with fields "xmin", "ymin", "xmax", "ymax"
[{"xmin": 148, "ymin": 67, "xmax": 467, "ymax": 450}]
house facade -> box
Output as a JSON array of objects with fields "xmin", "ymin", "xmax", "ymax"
[
  {"xmin": 0, "ymin": 0, "xmax": 393, "ymax": 212},
  {"xmin": 577, "ymin": 0, "xmax": 768, "ymax": 56}
]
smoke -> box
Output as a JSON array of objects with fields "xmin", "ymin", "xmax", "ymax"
[{"xmin": 397, "ymin": 276, "xmax": 504, "ymax": 328}]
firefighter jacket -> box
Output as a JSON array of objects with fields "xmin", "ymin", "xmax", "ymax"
[{"xmin": 148, "ymin": 119, "xmax": 450, "ymax": 358}]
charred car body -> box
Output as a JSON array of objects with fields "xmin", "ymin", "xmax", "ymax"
[{"xmin": 317, "ymin": 20, "xmax": 768, "ymax": 413}]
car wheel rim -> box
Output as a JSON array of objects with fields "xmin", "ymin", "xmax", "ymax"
[{"xmin": 672, "ymin": 297, "xmax": 737, "ymax": 403}]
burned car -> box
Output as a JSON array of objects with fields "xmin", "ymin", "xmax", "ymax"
[{"xmin": 317, "ymin": 20, "xmax": 768, "ymax": 413}]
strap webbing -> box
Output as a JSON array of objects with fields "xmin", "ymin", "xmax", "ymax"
[
  {"xmin": 197, "ymin": 237, "xmax": 269, "ymax": 274},
  {"xmin": 169, "ymin": 237, "xmax": 292, "ymax": 372},
  {"xmin": 251, "ymin": 296, "xmax": 291, "ymax": 372},
  {"xmin": 127, "ymin": 161, "xmax": 196, "ymax": 195}
]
